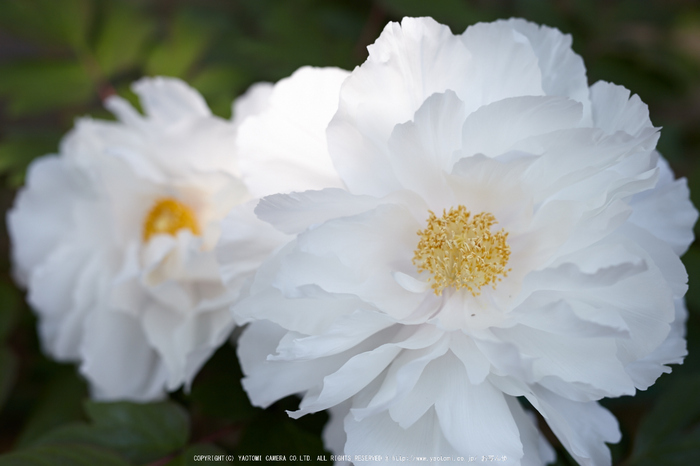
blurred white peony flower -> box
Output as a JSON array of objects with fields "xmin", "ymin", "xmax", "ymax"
[
  {"xmin": 229, "ymin": 18, "xmax": 698, "ymax": 465},
  {"xmin": 7, "ymin": 76, "xmax": 295, "ymax": 401}
]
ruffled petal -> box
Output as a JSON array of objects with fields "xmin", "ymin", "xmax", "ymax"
[
  {"xmin": 529, "ymin": 387, "xmax": 621, "ymax": 466},
  {"xmin": 506, "ymin": 18, "xmax": 591, "ymax": 121},
  {"xmin": 345, "ymin": 408, "xmax": 462, "ymax": 465},
  {"xmin": 629, "ymin": 157, "xmax": 698, "ymax": 256},
  {"xmin": 80, "ymin": 310, "xmax": 169, "ymax": 401},
  {"xmin": 238, "ymin": 320, "xmax": 355, "ymax": 409},
  {"xmin": 131, "ymin": 76, "xmax": 212, "ymax": 123},
  {"xmin": 237, "ymin": 66, "xmax": 348, "ymax": 197},
  {"xmin": 432, "ymin": 353, "xmax": 523, "ymax": 460},
  {"xmin": 625, "ymin": 297, "xmax": 688, "ymax": 390},
  {"xmin": 457, "ymin": 20, "xmax": 544, "ymax": 114},
  {"xmin": 328, "ymin": 17, "xmax": 472, "ymax": 196},
  {"xmin": 141, "ymin": 302, "xmax": 235, "ymax": 390},
  {"xmin": 460, "ymin": 95, "xmax": 583, "ymax": 160},
  {"xmin": 255, "ymin": 188, "xmax": 381, "ymax": 235},
  {"xmin": 322, "ymin": 401, "xmax": 352, "ymax": 464},
  {"xmin": 216, "ymin": 199, "xmax": 291, "ymax": 293},
  {"xmin": 506, "ymin": 397, "xmax": 556, "ymax": 466},
  {"xmin": 387, "ymin": 90, "xmax": 466, "ymax": 207},
  {"xmin": 589, "ymin": 81, "xmax": 653, "ymax": 137},
  {"xmin": 7, "ymin": 157, "xmax": 91, "ymax": 285}
]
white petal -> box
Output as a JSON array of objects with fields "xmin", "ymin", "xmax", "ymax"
[
  {"xmin": 511, "ymin": 294, "xmax": 629, "ymax": 338},
  {"xmin": 271, "ymin": 310, "xmax": 397, "ymax": 361},
  {"xmin": 387, "ymin": 90, "xmax": 466, "ymax": 206},
  {"xmin": 276, "ymin": 204, "xmax": 427, "ymax": 320},
  {"xmin": 589, "ymin": 81, "xmax": 653, "ymax": 137},
  {"xmin": 29, "ymin": 245, "xmax": 106, "ymax": 360},
  {"xmin": 233, "ymin": 284, "xmax": 362, "ymax": 335},
  {"xmin": 237, "ymin": 66, "xmax": 348, "ymax": 197},
  {"xmin": 80, "ymin": 310, "xmax": 169, "ymax": 401},
  {"xmin": 131, "ymin": 76, "xmax": 211, "ymax": 123},
  {"xmin": 617, "ymin": 222, "xmax": 688, "ymax": 298},
  {"xmin": 291, "ymin": 342, "xmax": 402, "ymax": 418},
  {"xmin": 107, "ymin": 84, "xmax": 239, "ymax": 177},
  {"xmin": 629, "ymin": 158, "xmax": 698, "ymax": 256},
  {"xmin": 345, "ymin": 408, "xmax": 462, "ymax": 464},
  {"xmin": 353, "ymin": 335, "xmax": 449, "ymax": 420},
  {"xmin": 322, "ymin": 400, "xmax": 352, "ymax": 463},
  {"xmin": 388, "ymin": 355, "xmax": 449, "ymax": 429},
  {"xmin": 328, "ymin": 17, "xmax": 471, "ymax": 196},
  {"xmin": 458, "ymin": 21, "xmax": 544, "ymax": 114},
  {"xmin": 291, "ymin": 325, "xmax": 445, "ymax": 419},
  {"xmin": 506, "ymin": 396, "xmax": 556, "ymax": 466},
  {"xmin": 393, "ymin": 271, "xmax": 430, "ymax": 294},
  {"xmin": 460, "ymin": 95, "xmax": 583, "ymax": 160},
  {"xmin": 254, "ymin": 188, "xmax": 380, "ymax": 235},
  {"xmin": 449, "ymin": 332, "xmax": 492, "ymax": 384},
  {"xmin": 519, "ymin": 127, "xmax": 659, "ymax": 204},
  {"xmin": 231, "ymin": 82, "xmax": 273, "ymax": 128},
  {"xmin": 448, "ymin": 154, "xmax": 534, "ymax": 232},
  {"xmin": 433, "ymin": 353, "xmax": 523, "ymax": 460},
  {"xmin": 473, "ymin": 338, "xmax": 535, "ymax": 383},
  {"xmin": 493, "ymin": 324, "xmax": 635, "ymax": 397},
  {"xmin": 238, "ymin": 320, "xmax": 348, "ymax": 408},
  {"xmin": 625, "ymin": 297, "xmax": 687, "ymax": 390},
  {"xmin": 216, "ymin": 199, "xmax": 290, "ymax": 291},
  {"xmin": 141, "ymin": 302, "xmax": 235, "ymax": 390},
  {"xmin": 529, "ymin": 387, "xmax": 621, "ymax": 466},
  {"xmin": 506, "ymin": 18, "xmax": 591, "ymax": 122},
  {"xmin": 7, "ymin": 157, "xmax": 89, "ymax": 285}
]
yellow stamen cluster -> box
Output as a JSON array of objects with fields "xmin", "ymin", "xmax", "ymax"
[
  {"xmin": 413, "ymin": 206, "xmax": 511, "ymax": 296},
  {"xmin": 143, "ymin": 198, "xmax": 200, "ymax": 241}
]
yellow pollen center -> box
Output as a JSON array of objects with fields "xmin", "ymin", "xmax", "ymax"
[
  {"xmin": 413, "ymin": 206, "xmax": 511, "ymax": 296},
  {"xmin": 142, "ymin": 198, "xmax": 200, "ymax": 241}
]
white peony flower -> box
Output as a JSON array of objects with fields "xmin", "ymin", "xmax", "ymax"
[
  {"xmin": 7, "ymin": 76, "xmax": 290, "ymax": 401},
  {"xmin": 229, "ymin": 18, "xmax": 698, "ymax": 465}
]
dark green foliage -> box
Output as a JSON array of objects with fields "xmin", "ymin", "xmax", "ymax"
[
  {"xmin": 236, "ymin": 410, "xmax": 327, "ymax": 460},
  {"xmin": 626, "ymin": 374, "xmax": 700, "ymax": 465},
  {"xmin": 0, "ymin": 0, "xmax": 699, "ymax": 464},
  {"xmin": 28, "ymin": 400, "xmax": 189, "ymax": 464},
  {"xmin": 189, "ymin": 342, "xmax": 259, "ymax": 423},
  {"xmin": 0, "ymin": 443, "xmax": 131, "ymax": 466},
  {"xmin": 165, "ymin": 443, "xmax": 230, "ymax": 466},
  {"xmin": 15, "ymin": 369, "xmax": 89, "ymax": 448}
]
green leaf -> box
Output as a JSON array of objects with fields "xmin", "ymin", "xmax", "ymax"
[
  {"xmin": 0, "ymin": 349, "xmax": 18, "ymax": 412},
  {"xmin": 146, "ymin": 10, "xmax": 212, "ymax": 78},
  {"xmin": 0, "ymin": 443, "xmax": 130, "ymax": 466},
  {"xmin": 16, "ymin": 368, "xmax": 88, "ymax": 447},
  {"xmin": 236, "ymin": 411, "xmax": 327, "ymax": 459},
  {"xmin": 31, "ymin": 400, "xmax": 189, "ymax": 464},
  {"xmin": 165, "ymin": 443, "xmax": 230, "ymax": 466},
  {"xmin": 229, "ymin": 1, "xmax": 359, "ymax": 80},
  {"xmin": 0, "ymin": 282, "xmax": 22, "ymax": 343},
  {"xmin": 94, "ymin": 1, "xmax": 155, "ymax": 76},
  {"xmin": 0, "ymin": 0, "xmax": 92, "ymax": 49},
  {"xmin": 0, "ymin": 62, "xmax": 93, "ymax": 117},
  {"xmin": 683, "ymin": 247, "xmax": 700, "ymax": 312},
  {"xmin": 190, "ymin": 342, "xmax": 258, "ymax": 423},
  {"xmin": 630, "ymin": 374, "xmax": 700, "ymax": 464},
  {"xmin": 689, "ymin": 165, "xmax": 700, "ymax": 241},
  {"xmin": 630, "ymin": 429, "xmax": 700, "ymax": 466}
]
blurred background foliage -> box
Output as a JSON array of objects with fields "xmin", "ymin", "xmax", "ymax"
[{"xmin": 0, "ymin": 0, "xmax": 700, "ymax": 464}]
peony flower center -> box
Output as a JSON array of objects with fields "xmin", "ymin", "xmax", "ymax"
[
  {"xmin": 143, "ymin": 198, "xmax": 200, "ymax": 241},
  {"xmin": 413, "ymin": 206, "xmax": 511, "ymax": 296}
]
